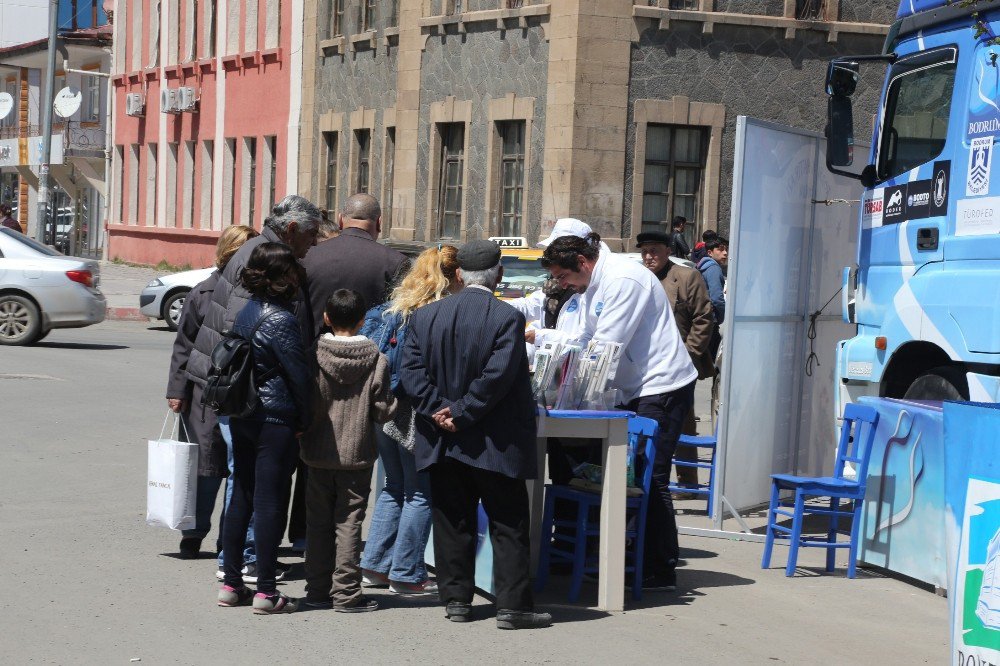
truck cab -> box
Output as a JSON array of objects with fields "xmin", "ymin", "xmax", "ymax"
[{"xmin": 828, "ymin": 0, "xmax": 1000, "ymax": 407}]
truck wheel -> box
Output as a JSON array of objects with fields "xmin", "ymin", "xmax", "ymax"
[
  {"xmin": 0, "ymin": 294, "xmax": 42, "ymax": 346},
  {"xmin": 162, "ymin": 290, "xmax": 188, "ymax": 331},
  {"xmin": 903, "ymin": 366, "xmax": 969, "ymax": 401}
]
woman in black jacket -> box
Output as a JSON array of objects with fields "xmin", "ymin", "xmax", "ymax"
[
  {"xmin": 165, "ymin": 225, "xmax": 258, "ymax": 559},
  {"xmin": 218, "ymin": 242, "xmax": 312, "ymax": 614}
]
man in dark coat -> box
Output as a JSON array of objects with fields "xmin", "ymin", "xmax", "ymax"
[
  {"xmin": 398, "ymin": 240, "xmax": 550, "ymax": 631},
  {"xmin": 303, "ymin": 193, "xmax": 409, "ymax": 337}
]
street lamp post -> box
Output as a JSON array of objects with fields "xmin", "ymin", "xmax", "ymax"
[{"xmin": 35, "ymin": 0, "xmax": 60, "ymax": 243}]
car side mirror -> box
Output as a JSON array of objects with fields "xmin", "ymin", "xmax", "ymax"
[{"xmin": 826, "ymin": 95, "xmax": 855, "ymax": 168}]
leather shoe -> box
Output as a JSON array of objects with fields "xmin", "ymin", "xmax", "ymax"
[
  {"xmin": 445, "ymin": 601, "xmax": 472, "ymax": 622},
  {"xmin": 496, "ymin": 609, "xmax": 552, "ymax": 630}
]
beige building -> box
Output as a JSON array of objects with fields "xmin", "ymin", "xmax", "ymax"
[{"xmin": 299, "ymin": 0, "xmax": 893, "ymax": 250}]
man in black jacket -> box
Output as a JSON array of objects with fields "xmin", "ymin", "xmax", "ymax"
[
  {"xmin": 303, "ymin": 193, "xmax": 409, "ymax": 337},
  {"xmin": 399, "ymin": 240, "xmax": 551, "ymax": 631}
]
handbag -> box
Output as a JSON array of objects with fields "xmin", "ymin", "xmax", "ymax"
[{"xmin": 146, "ymin": 412, "xmax": 199, "ymax": 530}]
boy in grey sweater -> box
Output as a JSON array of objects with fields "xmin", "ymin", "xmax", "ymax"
[{"xmin": 301, "ymin": 289, "xmax": 397, "ymax": 612}]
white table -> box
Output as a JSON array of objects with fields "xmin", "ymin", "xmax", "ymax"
[{"xmin": 531, "ymin": 410, "xmax": 633, "ymax": 612}]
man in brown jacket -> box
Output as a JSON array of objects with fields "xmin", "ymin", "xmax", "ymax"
[{"xmin": 637, "ymin": 231, "xmax": 715, "ymax": 488}]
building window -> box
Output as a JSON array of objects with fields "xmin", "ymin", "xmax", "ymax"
[
  {"xmin": 795, "ymin": 0, "xmax": 823, "ymax": 19},
  {"xmin": 147, "ymin": 143, "xmax": 158, "ymax": 226},
  {"xmin": 2, "ymin": 80, "xmax": 15, "ymax": 129},
  {"xmin": 331, "ymin": 0, "xmax": 345, "ymax": 37},
  {"xmin": 201, "ymin": 139, "xmax": 214, "ymax": 228},
  {"xmin": 641, "ymin": 124, "xmax": 707, "ymax": 235},
  {"xmin": 496, "ymin": 121, "xmax": 525, "ymax": 237},
  {"xmin": 206, "ymin": 0, "xmax": 216, "ymax": 57},
  {"xmin": 387, "ymin": 0, "xmax": 398, "ymax": 26},
  {"xmin": 362, "ymin": 0, "xmax": 376, "ymax": 30},
  {"xmin": 506, "ymin": 0, "xmax": 524, "ymax": 8},
  {"xmin": 323, "ymin": 131, "xmax": 338, "ymax": 213},
  {"xmin": 445, "ymin": 0, "xmax": 462, "ymax": 15},
  {"xmin": 267, "ymin": 135, "xmax": 278, "ymax": 213},
  {"xmin": 85, "ymin": 75, "xmax": 100, "ymax": 121},
  {"xmin": 184, "ymin": 141, "xmax": 196, "ymax": 228},
  {"xmin": 115, "ymin": 145, "xmax": 124, "ymax": 222},
  {"xmin": 355, "ymin": 129, "xmax": 371, "ymax": 194},
  {"xmin": 437, "ymin": 123, "xmax": 465, "ymax": 239},
  {"xmin": 225, "ymin": 138, "xmax": 236, "ymax": 225},
  {"xmin": 246, "ymin": 137, "xmax": 258, "ymax": 226},
  {"xmin": 383, "ymin": 127, "xmax": 395, "ymax": 230}
]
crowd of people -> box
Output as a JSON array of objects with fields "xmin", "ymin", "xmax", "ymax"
[{"xmin": 164, "ymin": 192, "xmax": 728, "ymax": 628}]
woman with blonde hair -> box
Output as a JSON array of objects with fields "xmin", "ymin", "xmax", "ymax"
[
  {"xmin": 359, "ymin": 244, "xmax": 459, "ymax": 595},
  {"xmin": 165, "ymin": 224, "xmax": 259, "ymax": 559}
]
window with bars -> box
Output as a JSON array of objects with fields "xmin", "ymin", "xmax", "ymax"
[
  {"xmin": 331, "ymin": 0, "xmax": 345, "ymax": 37},
  {"xmin": 355, "ymin": 129, "xmax": 371, "ymax": 194},
  {"xmin": 267, "ymin": 136, "xmax": 277, "ymax": 212},
  {"xmin": 795, "ymin": 0, "xmax": 823, "ymax": 19},
  {"xmin": 247, "ymin": 137, "xmax": 258, "ymax": 226},
  {"xmin": 506, "ymin": 0, "xmax": 524, "ymax": 8},
  {"xmin": 437, "ymin": 123, "xmax": 465, "ymax": 239},
  {"xmin": 641, "ymin": 124, "xmax": 707, "ymax": 236},
  {"xmin": 668, "ymin": 0, "xmax": 698, "ymax": 9},
  {"xmin": 384, "ymin": 127, "xmax": 395, "ymax": 230},
  {"xmin": 497, "ymin": 121, "xmax": 525, "ymax": 237},
  {"xmin": 323, "ymin": 131, "xmax": 338, "ymax": 213},
  {"xmin": 362, "ymin": 0, "xmax": 376, "ymax": 30}
]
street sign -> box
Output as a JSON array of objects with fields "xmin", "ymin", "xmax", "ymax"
[{"xmin": 53, "ymin": 87, "xmax": 82, "ymax": 118}]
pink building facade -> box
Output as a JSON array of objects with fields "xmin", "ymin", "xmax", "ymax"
[{"xmin": 109, "ymin": 0, "xmax": 303, "ymax": 266}]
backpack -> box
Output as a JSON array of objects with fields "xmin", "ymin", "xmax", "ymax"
[
  {"xmin": 360, "ymin": 302, "xmax": 407, "ymax": 394},
  {"xmin": 202, "ymin": 312, "xmax": 279, "ymax": 418}
]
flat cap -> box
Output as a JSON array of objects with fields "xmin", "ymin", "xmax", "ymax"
[
  {"xmin": 457, "ymin": 239, "xmax": 502, "ymax": 271},
  {"xmin": 636, "ymin": 231, "xmax": 673, "ymax": 247}
]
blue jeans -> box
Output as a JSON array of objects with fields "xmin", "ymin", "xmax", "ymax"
[
  {"xmin": 218, "ymin": 416, "xmax": 256, "ymax": 567},
  {"xmin": 360, "ymin": 430, "xmax": 433, "ymax": 583},
  {"xmin": 181, "ymin": 475, "xmax": 224, "ymax": 540}
]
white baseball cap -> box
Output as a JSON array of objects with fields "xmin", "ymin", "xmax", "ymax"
[{"xmin": 536, "ymin": 218, "xmax": 593, "ymax": 248}]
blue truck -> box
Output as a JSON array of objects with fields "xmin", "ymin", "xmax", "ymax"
[{"xmin": 826, "ymin": 0, "xmax": 1000, "ymax": 409}]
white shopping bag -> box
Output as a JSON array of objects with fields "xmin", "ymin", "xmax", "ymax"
[{"xmin": 146, "ymin": 412, "xmax": 198, "ymax": 530}]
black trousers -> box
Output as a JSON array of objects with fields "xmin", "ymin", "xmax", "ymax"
[
  {"xmin": 626, "ymin": 380, "xmax": 696, "ymax": 574},
  {"xmin": 428, "ymin": 457, "xmax": 534, "ymax": 611}
]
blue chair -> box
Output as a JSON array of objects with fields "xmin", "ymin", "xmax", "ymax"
[
  {"xmin": 535, "ymin": 416, "xmax": 658, "ymax": 603},
  {"xmin": 761, "ymin": 403, "xmax": 880, "ymax": 578},
  {"xmin": 670, "ymin": 427, "xmax": 717, "ymax": 513}
]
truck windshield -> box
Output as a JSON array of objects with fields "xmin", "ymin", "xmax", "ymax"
[{"xmin": 877, "ymin": 47, "xmax": 957, "ymax": 182}]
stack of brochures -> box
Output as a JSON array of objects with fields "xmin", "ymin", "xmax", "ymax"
[{"xmin": 531, "ymin": 340, "xmax": 623, "ymax": 410}]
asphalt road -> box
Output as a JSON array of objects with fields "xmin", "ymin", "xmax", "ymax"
[{"xmin": 0, "ymin": 321, "xmax": 948, "ymax": 663}]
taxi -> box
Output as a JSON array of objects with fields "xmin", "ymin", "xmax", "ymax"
[{"xmin": 489, "ymin": 236, "xmax": 548, "ymax": 300}]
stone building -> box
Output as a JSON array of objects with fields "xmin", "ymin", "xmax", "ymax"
[{"xmin": 299, "ymin": 0, "xmax": 894, "ymax": 250}]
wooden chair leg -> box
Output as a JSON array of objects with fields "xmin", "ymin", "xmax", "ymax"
[
  {"xmin": 535, "ymin": 489, "xmax": 556, "ymax": 593},
  {"xmin": 761, "ymin": 481, "xmax": 780, "ymax": 570},
  {"xmin": 826, "ymin": 497, "xmax": 839, "ymax": 573},
  {"xmin": 785, "ymin": 490, "xmax": 806, "ymax": 577},
  {"xmin": 848, "ymin": 499, "xmax": 862, "ymax": 579},
  {"xmin": 568, "ymin": 501, "xmax": 588, "ymax": 603}
]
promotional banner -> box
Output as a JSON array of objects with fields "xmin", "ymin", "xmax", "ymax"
[{"xmin": 943, "ymin": 402, "xmax": 1000, "ymax": 662}]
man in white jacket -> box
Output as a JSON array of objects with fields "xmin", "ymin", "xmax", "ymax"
[{"xmin": 542, "ymin": 232, "xmax": 698, "ymax": 591}]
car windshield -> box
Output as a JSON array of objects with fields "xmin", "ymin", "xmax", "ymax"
[
  {"xmin": 0, "ymin": 228, "xmax": 63, "ymax": 257},
  {"xmin": 497, "ymin": 256, "xmax": 548, "ymax": 299}
]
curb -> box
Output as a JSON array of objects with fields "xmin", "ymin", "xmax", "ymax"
[{"xmin": 106, "ymin": 306, "xmax": 152, "ymax": 322}]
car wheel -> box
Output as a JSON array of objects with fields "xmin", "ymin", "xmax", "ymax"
[
  {"xmin": 163, "ymin": 290, "xmax": 189, "ymax": 331},
  {"xmin": 0, "ymin": 294, "xmax": 42, "ymax": 346},
  {"xmin": 903, "ymin": 366, "xmax": 969, "ymax": 401}
]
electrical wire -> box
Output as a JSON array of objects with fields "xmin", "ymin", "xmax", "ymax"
[{"xmin": 805, "ymin": 285, "xmax": 844, "ymax": 377}]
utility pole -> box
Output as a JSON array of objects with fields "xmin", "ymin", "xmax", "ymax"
[{"xmin": 35, "ymin": 0, "xmax": 60, "ymax": 244}]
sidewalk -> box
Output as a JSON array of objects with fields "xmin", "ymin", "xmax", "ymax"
[{"xmin": 98, "ymin": 260, "xmax": 168, "ymax": 321}]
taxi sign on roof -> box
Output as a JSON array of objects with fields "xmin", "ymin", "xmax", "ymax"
[{"xmin": 489, "ymin": 236, "xmax": 528, "ymax": 248}]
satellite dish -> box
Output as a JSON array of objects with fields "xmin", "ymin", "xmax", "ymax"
[
  {"xmin": 53, "ymin": 86, "xmax": 82, "ymax": 118},
  {"xmin": 0, "ymin": 93, "xmax": 12, "ymax": 120}
]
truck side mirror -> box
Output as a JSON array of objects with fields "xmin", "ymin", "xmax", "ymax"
[{"xmin": 826, "ymin": 95, "xmax": 855, "ymax": 168}]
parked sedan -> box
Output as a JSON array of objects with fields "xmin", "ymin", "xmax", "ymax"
[
  {"xmin": 139, "ymin": 267, "xmax": 214, "ymax": 331},
  {"xmin": 0, "ymin": 228, "xmax": 106, "ymax": 345}
]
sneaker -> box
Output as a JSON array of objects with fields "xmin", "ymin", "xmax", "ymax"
[
  {"xmin": 496, "ymin": 609, "xmax": 553, "ymax": 630},
  {"xmin": 241, "ymin": 563, "xmax": 285, "ymax": 585},
  {"xmin": 641, "ymin": 571, "xmax": 677, "ymax": 592},
  {"xmin": 334, "ymin": 595, "xmax": 379, "ymax": 613},
  {"xmin": 217, "ymin": 585, "xmax": 254, "ymax": 607},
  {"xmin": 302, "ymin": 596, "xmax": 334, "ymax": 610},
  {"xmin": 445, "ymin": 601, "xmax": 472, "ymax": 623},
  {"xmin": 361, "ymin": 568, "xmax": 391, "ymax": 588},
  {"xmin": 252, "ymin": 592, "xmax": 298, "ymax": 615},
  {"xmin": 389, "ymin": 579, "xmax": 438, "ymax": 596},
  {"xmin": 178, "ymin": 537, "xmax": 202, "ymax": 560}
]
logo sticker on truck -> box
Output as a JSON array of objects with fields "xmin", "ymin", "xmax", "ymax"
[
  {"xmin": 968, "ymin": 137, "xmax": 994, "ymax": 197},
  {"xmin": 881, "ymin": 161, "xmax": 950, "ymax": 224},
  {"xmin": 862, "ymin": 188, "xmax": 885, "ymax": 229}
]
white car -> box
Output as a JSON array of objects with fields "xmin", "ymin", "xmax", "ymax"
[
  {"xmin": 0, "ymin": 228, "xmax": 106, "ymax": 345},
  {"xmin": 139, "ymin": 267, "xmax": 214, "ymax": 331}
]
